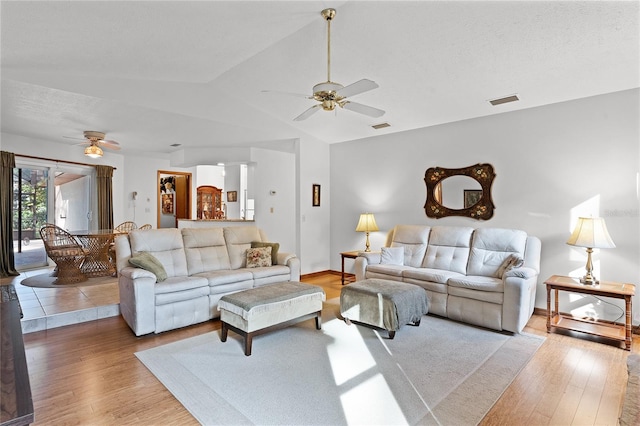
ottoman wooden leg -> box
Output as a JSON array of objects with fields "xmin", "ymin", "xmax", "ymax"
[
  {"xmin": 315, "ymin": 312, "xmax": 322, "ymax": 330},
  {"xmin": 244, "ymin": 333, "xmax": 253, "ymax": 356},
  {"xmin": 412, "ymin": 319, "xmax": 421, "ymax": 326},
  {"xmin": 221, "ymin": 322, "xmax": 228, "ymax": 342},
  {"xmin": 388, "ymin": 330, "xmax": 396, "ymax": 339}
]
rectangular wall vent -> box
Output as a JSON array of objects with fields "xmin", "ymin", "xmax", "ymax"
[
  {"xmin": 489, "ymin": 94, "xmax": 519, "ymax": 106},
  {"xmin": 371, "ymin": 122, "xmax": 391, "ymax": 130},
  {"xmin": 170, "ymin": 143, "xmax": 182, "ymax": 147}
]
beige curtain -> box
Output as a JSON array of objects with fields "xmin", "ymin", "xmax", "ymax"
[
  {"xmin": 1, "ymin": 151, "xmax": 19, "ymax": 277},
  {"xmin": 96, "ymin": 165, "xmax": 114, "ymax": 230}
]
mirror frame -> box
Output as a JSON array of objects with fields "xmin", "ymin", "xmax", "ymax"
[{"xmin": 424, "ymin": 163, "xmax": 496, "ymax": 220}]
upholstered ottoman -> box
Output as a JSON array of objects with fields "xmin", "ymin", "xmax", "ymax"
[
  {"xmin": 218, "ymin": 281, "xmax": 325, "ymax": 356},
  {"xmin": 340, "ymin": 278, "xmax": 428, "ymax": 339}
]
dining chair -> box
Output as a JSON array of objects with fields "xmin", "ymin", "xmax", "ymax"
[
  {"xmin": 139, "ymin": 224, "xmax": 152, "ymax": 230},
  {"xmin": 114, "ymin": 221, "xmax": 138, "ymax": 234},
  {"xmin": 39, "ymin": 224, "xmax": 88, "ymax": 284}
]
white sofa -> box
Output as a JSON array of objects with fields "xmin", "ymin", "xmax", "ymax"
[
  {"xmin": 114, "ymin": 226, "xmax": 300, "ymax": 336},
  {"xmin": 354, "ymin": 225, "xmax": 541, "ymax": 333}
]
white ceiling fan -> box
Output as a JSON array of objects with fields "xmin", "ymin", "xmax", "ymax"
[
  {"xmin": 269, "ymin": 8, "xmax": 385, "ymax": 122},
  {"xmin": 67, "ymin": 131, "xmax": 121, "ymax": 158}
]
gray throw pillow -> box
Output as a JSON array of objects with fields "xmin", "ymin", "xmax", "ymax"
[{"xmin": 129, "ymin": 252, "xmax": 167, "ymax": 282}]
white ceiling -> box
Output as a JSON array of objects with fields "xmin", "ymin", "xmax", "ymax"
[{"xmin": 1, "ymin": 1, "xmax": 638, "ymax": 158}]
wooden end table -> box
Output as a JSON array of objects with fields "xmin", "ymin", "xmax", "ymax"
[
  {"xmin": 545, "ymin": 275, "xmax": 635, "ymax": 350},
  {"xmin": 340, "ymin": 251, "xmax": 361, "ymax": 285}
]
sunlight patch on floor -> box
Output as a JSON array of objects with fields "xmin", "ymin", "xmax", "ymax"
[{"xmin": 340, "ymin": 374, "xmax": 409, "ymax": 426}]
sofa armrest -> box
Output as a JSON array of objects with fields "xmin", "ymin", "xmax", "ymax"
[
  {"xmin": 118, "ymin": 266, "xmax": 157, "ymax": 336},
  {"xmin": 354, "ymin": 251, "xmax": 380, "ymax": 281},
  {"xmin": 504, "ymin": 266, "xmax": 537, "ymax": 279},
  {"xmin": 502, "ymin": 273, "xmax": 538, "ymax": 333},
  {"xmin": 278, "ymin": 252, "xmax": 300, "ymax": 282}
]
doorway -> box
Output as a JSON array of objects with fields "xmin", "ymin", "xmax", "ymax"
[
  {"xmin": 13, "ymin": 161, "xmax": 94, "ymax": 271},
  {"xmin": 158, "ymin": 170, "xmax": 191, "ymax": 228}
]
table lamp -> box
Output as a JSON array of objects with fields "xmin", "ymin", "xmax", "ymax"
[
  {"xmin": 566, "ymin": 217, "xmax": 616, "ymax": 285},
  {"xmin": 355, "ymin": 213, "xmax": 379, "ymax": 252}
]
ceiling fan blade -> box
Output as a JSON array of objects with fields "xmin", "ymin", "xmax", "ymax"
[
  {"xmin": 262, "ymin": 90, "xmax": 311, "ymax": 99},
  {"xmin": 342, "ymin": 101, "xmax": 385, "ymax": 118},
  {"xmin": 100, "ymin": 140, "xmax": 121, "ymax": 150},
  {"xmin": 336, "ymin": 79, "xmax": 379, "ymax": 98},
  {"xmin": 293, "ymin": 104, "xmax": 322, "ymax": 121}
]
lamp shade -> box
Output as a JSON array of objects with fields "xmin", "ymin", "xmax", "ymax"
[
  {"xmin": 355, "ymin": 213, "xmax": 379, "ymax": 232},
  {"xmin": 84, "ymin": 145, "xmax": 103, "ymax": 158},
  {"xmin": 566, "ymin": 217, "xmax": 616, "ymax": 249}
]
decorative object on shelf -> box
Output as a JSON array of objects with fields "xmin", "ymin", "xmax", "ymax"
[
  {"xmin": 355, "ymin": 213, "xmax": 379, "ymax": 252},
  {"xmin": 312, "ymin": 184, "xmax": 321, "ymax": 207},
  {"xmin": 227, "ymin": 191, "xmax": 237, "ymax": 202},
  {"xmin": 566, "ymin": 217, "xmax": 616, "ymax": 285},
  {"xmin": 424, "ymin": 163, "xmax": 496, "ymax": 220}
]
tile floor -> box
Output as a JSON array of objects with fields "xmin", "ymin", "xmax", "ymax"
[{"xmin": 1, "ymin": 266, "xmax": 120, "ymax": 334}]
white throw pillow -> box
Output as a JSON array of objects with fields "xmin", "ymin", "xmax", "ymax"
[{"xmin": 380, "ymin": 247, "xmax": 404, "ymax": 265}]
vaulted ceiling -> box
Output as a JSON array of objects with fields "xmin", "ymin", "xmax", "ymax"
[{"xmin": 1, "ymin": 1, "xmax": 638, "ymax": 158}]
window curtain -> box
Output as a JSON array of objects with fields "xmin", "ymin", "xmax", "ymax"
[
  {"xmin": 1, "ymin": 151, "xmax": 19, "ymax": 277},
  {"xmin": 96, "ymin": 165, "xmax": 114, "ymax": 230}
]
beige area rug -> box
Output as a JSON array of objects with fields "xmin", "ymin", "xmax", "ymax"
[
  {"xmin": 20, "ymin": 273, "xmax": 117, "ymax": 289},
  {"xmin": 136, "ymin": 299, "xmax": 544, "ymax": 425}
]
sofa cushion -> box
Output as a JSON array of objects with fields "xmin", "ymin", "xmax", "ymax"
[
  {"xmin": 246, "ymin": 247, "xmax": 272, "ymax": 268},
  {"xmin": 224, "ymin": 226, "xmax": 263, "ymax": 269},
  {"xmin": 388, "ymin": 225, "xmax": 431, "ymax": 267},
  {"xmin": 129, "ymin": 228, "xmax": 188, "ymax": 277},
  {"xmin": 422, "ymin": 226, "xmax": 474, "ymax": 274},
  {"xmin": 128, "ymin": 252, "xmax": 167, "ymax": 282},
  {"xmin": 194, "ymin": 269, "xmax": 254, "ymax": 287},
  {"xmin": 251, "ymin": 241, "xmax": 279, "ymax": 265},
  {"xmin": 448, "ymin": 275, "xmax": 504, "ymax": 293},
  {"xmin": 366, "ymin": 264, "xmax": 406, "ymax": 278},
  {"xmin": 182, "ymin": 228, "xmax": 231, "ymax": 274},
  {"xmin": 467, "ymin": 228, "xmax": 527, "ymax": 278},
  {"xmin": 380, "ymin": 247, "xmax": 404, "ymax": 265},
  {"xmin": 402, "ymin": 267, "xmax": 464, "ymax": 285}
]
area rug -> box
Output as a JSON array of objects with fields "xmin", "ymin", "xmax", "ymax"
[
  {"xmin": 136, "ymin": 299, "xmax": 544, "ymax": 425},
  {"xmin": 20, "ymin": 273, "xmax": 117, "ymax": 288}
]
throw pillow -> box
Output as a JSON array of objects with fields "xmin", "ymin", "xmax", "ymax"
[
  {"xmin": 246, "ymin": 247, "xmax": 272, "ymax": 268},
  {"xmin": 380, "ymin": 246, "xmax": 404, "ymax": 265},
  {"xmin": 128, "ymin": 252, "xmax": 167, "ymax": 282},
  {"xmin": 251, "ymin": 241, "xmax": 280, "ymax": 265},
  {"xmin": 497, "ymin": 254, "xmax": 524, "ymax": 278}
]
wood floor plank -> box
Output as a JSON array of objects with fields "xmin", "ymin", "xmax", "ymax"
[{"xmin": 20, "ymin": 273, "xmax": 635, "ymax": 425}]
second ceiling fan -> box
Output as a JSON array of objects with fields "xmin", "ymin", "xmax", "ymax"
[{"xmin": 282, "ymin": 8, "xmax": 385, "ymax": 121}]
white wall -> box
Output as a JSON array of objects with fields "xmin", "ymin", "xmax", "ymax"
[
  {"xmin": 297, "ymin": 136, "xmax": 331, "ymax": 274},
  {"xmin": 330, "ymin": 89, "xmax": 640, "ymax": 323}
]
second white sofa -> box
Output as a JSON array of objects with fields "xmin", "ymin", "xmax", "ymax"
[
  {"xmin": 354, "ymin": 225, "xmax": 541, "ymax": 333},
  {"xmin": 114, "ymin": 226, "xmax": 300, "ymax": 336}
]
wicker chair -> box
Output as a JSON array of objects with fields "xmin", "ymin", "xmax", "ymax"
[
  {"xmin": 40, "ymin": 224, "xmax": 88, "ymax": 284},
  {"xmin": 138, "ymin": 224, "xmax": 152, "ymax": 230},
  {"xmin": 114, "ymin": 221, "xmax": 138, "ymax": 234}
]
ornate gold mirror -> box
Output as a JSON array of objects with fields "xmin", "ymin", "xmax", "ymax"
[{"xmin": 424, "ymin": 163, "xmax": 496, "ymax": 220}]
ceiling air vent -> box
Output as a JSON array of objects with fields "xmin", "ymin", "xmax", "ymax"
[
  {"xmin": 371, "ymin": 122, "xmax": 390, "ymax": 130},
  {"xmin": 489, "ymin": 94, "xmax": 519, "ymax": 106},
  {"xmin": 170, "ymin": 143, "xmax": 182, "ymax": 147}
]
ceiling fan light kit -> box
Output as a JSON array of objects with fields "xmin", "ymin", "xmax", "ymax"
[
  {"xmin": 287, "ymin": 8, "xmax": 385, "ymax": 121},
  {"xmin": 84, "ymin": 144, "xmax": 103, "ymax": 158},
  {"xmin": 77, "ymin": 130, "xmax": 121, "ymax": 158}
]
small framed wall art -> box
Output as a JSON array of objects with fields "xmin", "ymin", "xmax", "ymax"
[
  {"xmin": 227, "ymin": 191, "xmax": 238, "ymax": 202},
  {"xmin": 312, "ymin": 184, "xmax": 321, "ymax": 207}
]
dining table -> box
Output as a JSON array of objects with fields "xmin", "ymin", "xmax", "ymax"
[{"xmin": 69, "ymin": 229, "xmax": 117, "ymax": 278}]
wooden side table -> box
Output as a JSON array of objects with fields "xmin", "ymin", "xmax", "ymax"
[
  {"xmin": 340, "ymin": 251, "xmax": 361, "ymax": 285},
  {"xmin": 545, "ymin": 275, "xmax": 635, "ymax": 350}
]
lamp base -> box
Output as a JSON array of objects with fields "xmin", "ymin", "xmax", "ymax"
[{"xmin": 579, "ymin": 277, "xmax": 599, "ymax": 285}]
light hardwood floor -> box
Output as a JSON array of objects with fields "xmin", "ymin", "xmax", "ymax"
[{"xmin": 17, "ymin": 272, "xmax": 636, "ymax": 425}]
